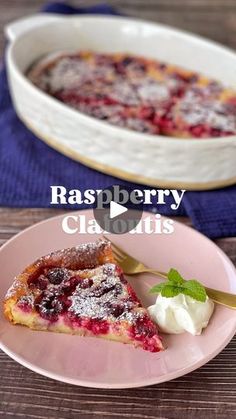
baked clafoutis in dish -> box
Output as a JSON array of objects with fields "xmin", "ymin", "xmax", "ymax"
[
  {"xmin": 28, "ymin": 51, "xmax": 236, "ymax": 138},
  {"xmin": 4, "ymin": 240, "xmax": 163, "ymax": 353}
]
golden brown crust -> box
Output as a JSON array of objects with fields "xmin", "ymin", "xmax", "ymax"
[{"xmin": 4, "ymin": 239, "xmax": 114, "ymax": 322}]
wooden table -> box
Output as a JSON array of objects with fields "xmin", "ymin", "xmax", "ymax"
[{"xmin": 0, "ymin": 1, "xmax": 236, "ymax": 418}]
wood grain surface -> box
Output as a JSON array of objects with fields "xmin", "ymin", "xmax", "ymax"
[{"xmin": 1, "ymin": 1, "xmax": 236, "ymax": 418}]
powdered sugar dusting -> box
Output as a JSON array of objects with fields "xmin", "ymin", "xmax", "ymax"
[
  {"xmin": 69, "ymin": 263, "xmax": 142, "ymax": 323},
  {"xmin": 18, "ymin": 294, "xmax": 34, "ymax": 309},
  {"xmin": 34, "ymin": 57, "xmax": 114, "ymax": 92},
  {"xmin": 137, "ymin": 79, "xmax": 170, "ymax": 103},
  {"xmin": 109, "ymin": 80, "xmax": 139, "ymax": 106},
  {"xmin": 179, "ymin": 90, "xmax": 236, "ymax": 132},
  {"xmin": 5, "ymin": 279, "xmax": 27, "ymax": 299}
]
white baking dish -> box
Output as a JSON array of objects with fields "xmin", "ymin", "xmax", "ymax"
[{"xmin": 5, "ymin": 13, "xmax": 236, "ymax": 190}]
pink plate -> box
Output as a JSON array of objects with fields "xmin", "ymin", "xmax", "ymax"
[{"xmin": 0, "ymin": 210, "xmax": 236, "ymax": 388}]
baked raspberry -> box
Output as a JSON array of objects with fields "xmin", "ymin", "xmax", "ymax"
[
  {"xmin": 28, "ymin": 275, "xmax": 48, "ymax": 290},
  {"xmin": 109, "ymin": 303, "xmax": 125, "ymax": 318},
  {"xmin": 47, "ymin": 268, "xmax": 68, "ymax": 285},
  {"xmin": 60, "ymin": 276, "xmax": 80, "ymax": 294},
  {"xmin": 17, "ymin": 296, "xmax": 33, "ymax": 313},
  {"xmin": 35, "ymin": 292, "xmax": 65, "ymax": 322},
  {"xmin": 85, "ymin": 319, "xmax": 109, "ymax": 335}
]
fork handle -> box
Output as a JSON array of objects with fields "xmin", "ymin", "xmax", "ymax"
[
  {"xmin": 146, "ymin": 269, "xmax": 236, "ymax": 309},
  {"xmin": 146, "ymin": 269, "xmax": 168, "ymax": 279},
  {"xmin": 204, "ymin": 287, "xmax": 236, "ymax": 309}
]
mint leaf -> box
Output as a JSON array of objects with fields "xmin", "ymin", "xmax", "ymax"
[
  {"xmin": 149, "ymin": 283, "xmax": 166, "ymax": 294},
  {"xmin": 167, "ymin": 268, "xmax": 185, "ymax": 285},
  {"xmin": 183, "ymin": 280, "xmax": 207, "ymax": 302},
  {"xmin": 161, "ymin": 285, "xmax": 184, "ymax": 298},
  {"xmin": 149, "ymin": 269, "xmax": 207, "ymax": 302}
]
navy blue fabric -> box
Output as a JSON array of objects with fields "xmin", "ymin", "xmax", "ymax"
[
  {"xmin": 0, "ymin": 2, "xmax": 235, "ymax": 239},
  {"xmin": 43, "ymin": 1, "xmax": 121, "ymax": 15}
]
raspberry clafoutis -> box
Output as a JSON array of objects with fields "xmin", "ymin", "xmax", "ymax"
[
  {"xmin": 28, "ymin": 51, "xmax": 236, "ymax": 138},
  {"xmin": 4, "ymin": 240, "xmax": 163, "ymax": 353}
]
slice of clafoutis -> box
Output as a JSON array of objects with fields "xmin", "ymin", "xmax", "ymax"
[{"xmin": 4, "ymin": 240, "xmax": 163, "ymax": 352}]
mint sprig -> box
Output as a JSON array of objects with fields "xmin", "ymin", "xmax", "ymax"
[{"xmin": 149, "ymin": 268, "xmax": 207, "ymax": 302}]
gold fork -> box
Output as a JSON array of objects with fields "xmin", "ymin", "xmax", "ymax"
[{"xmin": 105, "ymin": 237, "xmax": 236, "ymax": 309}]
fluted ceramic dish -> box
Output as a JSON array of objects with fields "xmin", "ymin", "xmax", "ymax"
[{"xmin": 5, "ymin": 14, "xmax": 236, "ymax": 190}]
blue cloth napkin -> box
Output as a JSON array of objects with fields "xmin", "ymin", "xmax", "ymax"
[{"xmin": 0, "ymin": 2, "xmax": 235, "ymax": 239}]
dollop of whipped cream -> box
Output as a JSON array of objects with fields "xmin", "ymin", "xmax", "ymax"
[{"xmin": 148, "ymin": 293, "xmax": 214, "ymax": 335}]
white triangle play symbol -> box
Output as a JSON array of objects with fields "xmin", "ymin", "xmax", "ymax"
[{"xmin": 110, "ymin": 201, "xmax": 128, "ymax": 219}]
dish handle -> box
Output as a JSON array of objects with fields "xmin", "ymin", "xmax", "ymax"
[{"xmin": 5, "ymin": 13, "xmax": 63, "ymax": 43}]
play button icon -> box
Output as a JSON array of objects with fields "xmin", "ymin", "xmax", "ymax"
[
  {"xmin": 110, "ymin": 201, "xmax": 128, "ymax": 219},
  {"xmin": 93, "ymin": 185, "xmax": 143, "ymax": 234}
]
